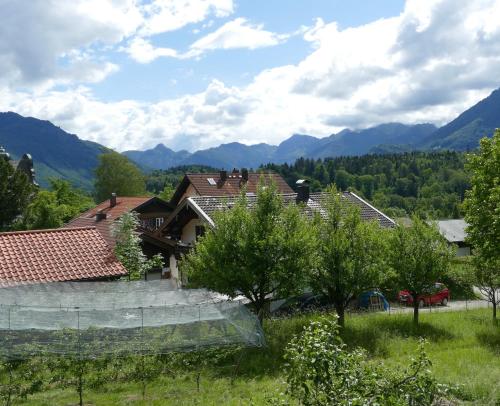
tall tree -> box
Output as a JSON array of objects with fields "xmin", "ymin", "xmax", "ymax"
[
  {"xmin": 310, "ymin": 185, "xmax": 388, "ymax": 327},
  {"xmin": 0, "ymin": 158, "xmax": 34, "ymax": 230},
  {"xmin": 20, "ymin": 180, "xmax": 94, "ymax": 229},
  {"xmin": 388, "ymin": 217, "xmax": 454, "ymax": 325},
  {"xmin": 181, "ymin": 180, "xmax": 316, "ymax": 323},
  {"xmin": 112, "ymin": 212, "xmax": 163, "ymax": 280},
  {"xmin": 463, "ymin": 130, "xmax": 500, "ymax": 323},
  {"xmin": 94, "ymin": 152, "xmax": 146, "ymax": 202}
]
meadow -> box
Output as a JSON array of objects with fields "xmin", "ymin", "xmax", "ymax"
[{"xmin": 12, "ymin": 308, "xmax": 500, "ymax": 405}]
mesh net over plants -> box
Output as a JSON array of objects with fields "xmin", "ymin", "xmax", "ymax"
[{"xmin": 0, "ymin": 280, "xmax": 265, "ymax": 360}]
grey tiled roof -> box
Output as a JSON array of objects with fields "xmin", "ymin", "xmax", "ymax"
[
  {"xmin": 189, "ymin": 191, "xmax": 395, "ymax": 228},
  {"xmin": 435, "ymin": 219, "xmax": 468, "ymax": 242}
]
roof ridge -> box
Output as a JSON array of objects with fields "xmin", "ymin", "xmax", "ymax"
[
  {"xmin": 0, "ymin": 226, "xmax": 97, "ymax": 236},
  {"xmin": 192, "ymin": 192, "xmax": 298, "ymax": 199}
]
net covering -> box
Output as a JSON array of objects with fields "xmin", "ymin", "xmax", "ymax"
[{"xmin": 0, "ymin": 281, "xmax": 265, "ymax": 359}]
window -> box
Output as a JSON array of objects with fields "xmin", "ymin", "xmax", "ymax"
[
  {"xmin": 195, "ymin": 225, "xmax": 205, "ymax": 239},
  {"xmin": 155, "ymin": 217, "xmax": 164, "ymax": 228},
  {"xmin": 207, "ymin": 178, "xmax": 216, "ymax": 185}
]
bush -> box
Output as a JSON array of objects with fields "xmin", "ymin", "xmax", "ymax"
[{"xmin": 273, "ymin": 317, "xmax": 445, "ymax": 405}]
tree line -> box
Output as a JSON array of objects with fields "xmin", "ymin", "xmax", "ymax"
[{"xmin": 262, "ymin": 151, "xmax": 469, "ymax": 219}]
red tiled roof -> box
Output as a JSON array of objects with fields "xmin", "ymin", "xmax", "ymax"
[
  {"xmin": 65, "ymin": 196, "xmax": 152, "ymax": 247},
  {"xmin": 0, "ymin": 227, "xmax": 127, "ymax": 285}
]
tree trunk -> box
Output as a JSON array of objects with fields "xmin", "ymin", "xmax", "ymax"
[
  {"xmin": 412, "ymin": 295, "xmax": 419, "ymax": 326},
  {"xmin": 493, "ymin": 301, "xmax": 497, "ymax": 325},
  {"xmin": 335, "ymin": 303, "xmax": 345, "ymax": 327}
]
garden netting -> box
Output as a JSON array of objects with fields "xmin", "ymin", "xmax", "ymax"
[{"xmin": 0, "ymin": 280, "xmax": 265, "ymax": 360}]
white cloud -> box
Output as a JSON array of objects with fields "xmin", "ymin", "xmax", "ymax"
[
  {"xmin": 188, "ymin": 17, "xmax": 288, "ymax": 55},
  {"xmin": 138, "ymin": 0, "xmax": 233, "ymax": 36},
  {"xmin": 125, "ymin": 38, "xmax": 179, "ymax": 63},
  {"xmin": 2, "ymin": 0, "xmax": 500, "ymax": 153}
]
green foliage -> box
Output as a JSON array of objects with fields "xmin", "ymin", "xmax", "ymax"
[
  {"xmin": 463, "ymin": 130, "xmax": 500, "ymax": 322},
  {"xmin": 275, "ymin": 318, "xmax": 441, "ymax": 405},
  {"xmin": 94, "ymin": 152, "xmax": 146, "ymax": 202},
  {"xmin": 388, "ymin": 217, "xmax": 454, "ymax": 325},
  {"xmin": 18, "ymin": 179, "xmax": 94, "ymax": 229},
  {"xmin": 0, "ymin": 358, "xmax": 44, "ymax": 405},
  {"xmin": 181, "ymin": 179, "xmax": 317, "ymax": 322},
  {"xmin": 263, "ymin": 151, "xmax": 468, "ymax": 219},
  {"xmin": 310, "ymin": 185, "xmax": 389, "ymax": 326},
  {"xmin": 112, "ymin": 212, "xmax": 164, "ymax": 280},
  {"xmin": 0, "ymin": 158, "xmax": 34, "ymax": 231},
  {"xmin": 158, "ymin": 183, "xmax": 175, "ymax": 202}
]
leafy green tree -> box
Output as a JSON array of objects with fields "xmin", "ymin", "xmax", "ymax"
[
  {"xmin": 112, "ymin": 212, "xmax": 163, "ymax": 280},
  {"xmin": 181, "ymin": 180, "xmax": 317, "ymax": 323},
  {"xmin": 388, "ymin": 217, "xmax": 454, "ymax": 325},
  {"xmin": 311, "ymin": 185, "xmax": 388, "ymax": 327},
  {"xmin": 0, "ymin": 158, "xmax": 34, "ymax": 230},
  {"xmin": 19, "ymin": 180, "xmax": 94, "ymax": 229},
  {"xmin": 94, "ymin": 152, "xmax": 146, "ymax": 202},
  {"xmin": 158, "ymin": 183, "xmax": 175, "ymax": 202},
  {"xmin": 463, "ymin": 130, "xmax": 500, "ymax": 323},
  {"xmin": 276, "ymin": 318, "xmax": 440, "ymax": 405}
]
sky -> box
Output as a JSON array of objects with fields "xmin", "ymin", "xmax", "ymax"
[{"xmin": 1, "ymin": 0, "xmax": 500, "ymax": 152}]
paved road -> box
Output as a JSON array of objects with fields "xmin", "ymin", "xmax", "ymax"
[{"xmin": 386, "ymin": 299, "xmax": 489, "ymax": 314}]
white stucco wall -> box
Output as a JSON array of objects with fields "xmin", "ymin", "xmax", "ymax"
[{"xmin": 181, "ymin": 218, "xmax": 204, "ymax": 244}]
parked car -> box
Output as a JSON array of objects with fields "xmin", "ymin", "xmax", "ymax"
[
  {"xmin": 398, "ymin": 283, "xmax": 450, "ymax": 307},
  {"xmin": 272, "ymin": 293, "xmax": 331, "ymax": 316}
]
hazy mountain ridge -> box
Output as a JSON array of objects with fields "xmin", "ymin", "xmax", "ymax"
[
  {"xmin": 0, "ymin": 112, "xmax": 110, "ymax": 190},
  {"xmin": 1, "ymin": 87, "xmax": 499, "ymax": 187}
]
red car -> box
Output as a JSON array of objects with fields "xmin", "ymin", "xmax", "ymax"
[{"xmin": 398, "ymin": 283, "xmax": 450, "ymax": 307}]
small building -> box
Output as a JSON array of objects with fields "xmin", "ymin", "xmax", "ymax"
[
  {"xmin": 0, "ymin": 227, "xmax": 127, "ymax": 285},
  {"xmin": 435, "ymin": 219, "xmax": 471, "ymax": 256}
]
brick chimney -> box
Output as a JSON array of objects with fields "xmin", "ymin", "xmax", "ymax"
[
  {"xmin": 96, "ymin": 210, "xmax": 107, "ymax": 221},
  {"xmin": 219, "ymin": 170, "xmax": 227, "ymax": 182},
  {"xmin": 296, "ymin": 179, "xmax": 310, "ymax": 204},
  {"xmin": 241, "ymin": 168, "xmax": 249, "ymax": 181},
  {"xmin": 110, "ymin": 193, "xmax": 117, "ymax": 208}
]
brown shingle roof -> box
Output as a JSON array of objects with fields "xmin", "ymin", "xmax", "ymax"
[
  {"xmin": 0, "ymin": 227, "xmax": 127, "ymax": 285},
  {"xmin": 171, "ymin": 172, "xmax": 293, "ymax": 205},
  {"xmin": 65, "ymin": 196, "xmax": 152, "ymax": 247}
]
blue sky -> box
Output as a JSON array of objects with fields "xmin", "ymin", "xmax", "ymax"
[
  {"xmin": 1, "ymin": 0, "xmax": 499, "ymax": 152},
  {"xmin": 92, "ymin": 0, "xmax": 406, "ymax": 102}
]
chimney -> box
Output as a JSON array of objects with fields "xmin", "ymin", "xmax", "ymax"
[
  {"xmin": 110, "ymin": 193, "xmax": 117, "ymax": 208},
  {"xmin": 219, "ymin": 170, "xmax": 227, "ymax": 182},
  {"xmin": 296, "ymin": 179, "xmax": 310, "ymax": 204},
  {"xmin": 241, "ymin": 168, "xmax": 249, "ymax": 181},
  {"xmin": 95, "ymin": 210, "xmax": 107, "ymax": 221}
]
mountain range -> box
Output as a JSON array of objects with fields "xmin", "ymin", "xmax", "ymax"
[{"xmin": 1, "ymin": 88, "xmax": 499, "ymax": 189}]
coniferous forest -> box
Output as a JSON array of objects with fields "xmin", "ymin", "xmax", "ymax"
[{"xmin": 262, "ymin": 151, "xmax": 469, "ymax": 219}]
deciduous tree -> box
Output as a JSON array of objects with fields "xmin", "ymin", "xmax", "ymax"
[
  {"xmin": 181, "ymin": 180, "xmax": 316, "ymax": 324},
  {"xmin": 388, "ymin": 217, "xmax": 454, "ymax": 325},
  {"xmin": 94, "ymin": 152, "xmax": 146, "ymax": 202},
  {"xmin": 463, "ymin": 130, "xmax": 500, "ymax": 323},
  {"xmin": 310, "ymin": 185, "xmax": 388, "ymax": 327}
]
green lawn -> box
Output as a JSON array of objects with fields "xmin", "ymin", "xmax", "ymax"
[{"xmin": 14, "ymin": 308, "xmax": 500, "ymax": 405}]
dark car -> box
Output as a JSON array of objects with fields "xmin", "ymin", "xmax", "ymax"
[
  {"xmin": 273, "ymin": 293, "xmax": 331, "ymax": 315},
  {"xmin": 398, "ymin": 283, "xmax": 450, "ymax": 307}
]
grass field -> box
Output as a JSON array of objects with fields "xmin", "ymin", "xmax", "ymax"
[{"xmin": 15, "ymin": 308, "xmax": 500, "ymax": 405}]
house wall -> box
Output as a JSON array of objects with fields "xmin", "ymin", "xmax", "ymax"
[
  {"xmin": 181, "ymin": 218, "xmax": 204, "ymax": 244},
  {"xmin": 179, "ymin": 184, "xmax": 199, "ymax": 204},
  {"xmin": 456, "ymin": 246, "xmax": 471, "ymax": 257}
]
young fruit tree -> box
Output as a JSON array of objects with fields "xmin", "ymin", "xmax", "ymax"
[
  {"xmin": 463, "ymin": 130, "xmax": 500, "ymax": 323},
  {"xmin": 310, "ymin": 186, "xmax": 388, "ymax": 327},
  {"xmin": 389, "ymin": 216, "xmax": 454, "ymax": 326},
  {"xmin": 180, "ymin": 180, "xmax": 317, "ymax": 324},
  {"xmin": 113, "ymin": 211, "xmax": 163, "ymax": 280}
]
